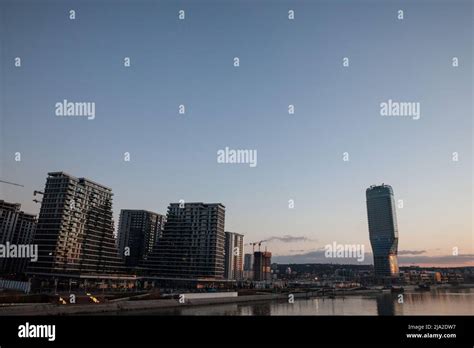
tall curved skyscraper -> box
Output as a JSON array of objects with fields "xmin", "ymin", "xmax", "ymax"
[{"xmin": 366, "ymin": 184, "xmax": 399, "ymax": 280}]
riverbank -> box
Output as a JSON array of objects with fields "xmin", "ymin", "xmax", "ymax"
[{"xmin": 0, "ymin": 293, "xmax": 289, "ymax": 315}]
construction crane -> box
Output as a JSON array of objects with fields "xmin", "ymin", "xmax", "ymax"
[
  {"xmin": 0, "ymin": 179, "xmax": 24, "ymax": 187},
  {"xmin": 33, "ymin": 190, "xmax": 44, "ymax": 204},
  {"xmin": 246, "ymin": 240, "xmax": 267, "ymax": 253}
]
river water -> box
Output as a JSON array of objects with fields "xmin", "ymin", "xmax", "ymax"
[{"xmin": 131, "ymin": 287, "xmax": 473, "ymax": 316}]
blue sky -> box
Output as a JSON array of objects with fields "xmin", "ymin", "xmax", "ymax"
[{"xmin": 1, "ymin": 0, "xmax": 472, "ymax": 265}]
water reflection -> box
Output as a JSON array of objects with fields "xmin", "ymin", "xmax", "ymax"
[
  {"xmin": 116, "ymin": 287, "xmax": 473, "ymax": 316},
  {"xmin": 376, "ymin": 294, "xmax": 396, "ymax": 316},
  {"xmin": 250, "ymin": 302, "xmax": 271, "ymax": 316}
]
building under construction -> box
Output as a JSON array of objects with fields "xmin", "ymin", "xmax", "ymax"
[{"xmin": 253, "ymin": 251, "xmax": 272, "ymax": 281}]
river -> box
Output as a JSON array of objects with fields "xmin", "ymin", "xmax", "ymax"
[{"xmin": 125, "ymin": 287, "xmax": 474, "ymax": 316}]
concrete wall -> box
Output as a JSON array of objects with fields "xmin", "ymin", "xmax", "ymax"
[{"xmin": 181, "ymin": 292, "xmax": 237, "ymax": 299}]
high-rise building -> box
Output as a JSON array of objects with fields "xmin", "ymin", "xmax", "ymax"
[
  {"xmin": 28, "ymin": 172, "xmax": 123, "ymax": 276},
  {"xmin": 243, "ymin": 253, "xmax": 254, "ymax": 280},
  {"xmin": 253, "ymin": 251, "xmax": 272, "ymax": 281},
  {"xmin": 145, "ymin": 202, "xmax": 226, "ymax": 279},
  {"xmin": 243, "ymin": 253, "xmax": 253, "ymax": 271},
  {"xmin": 117, "ymin": 210, "xmax": 166, "ymax": 267},
  {"xmin": 366, "ymin": 184, "xmax": 399, "ymax": 279},
  {"xmin": 224, "ymin": 231, "xmax": 243, "ymax": 280},
  {"xmin": 0, "ymin": 200, "xmax": 37, "ymax": 275}
]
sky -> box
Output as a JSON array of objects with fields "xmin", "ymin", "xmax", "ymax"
[{"xmin": 1, "ymin": 0, "xmax": 472, "ymax": 267}]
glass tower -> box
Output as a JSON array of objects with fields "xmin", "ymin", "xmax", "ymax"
[{"xmin": 366, "ymin": 184, "xmax": 399, "ymax": 279}]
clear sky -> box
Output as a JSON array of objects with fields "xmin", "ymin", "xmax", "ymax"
[{"xmin": 1, "ymin": 0, "xmax": 472, "ymax": 266}]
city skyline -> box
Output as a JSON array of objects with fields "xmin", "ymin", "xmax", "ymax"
[
  {"xmin": 1, "ymin": 0, "xmax": 472, "ymax": 267},
  {"xmin": 1, "ymin": 170, "xmax": 472, "ymax": 268}
]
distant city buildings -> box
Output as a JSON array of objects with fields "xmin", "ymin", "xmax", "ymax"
[
  {"xmin": 253, "ymin": 251, "xmax": 272, "ymax": 281},
  {"xmin": 0, "ymin": 200, "xmax": 37, "ymax": 275},
  {"xmin": 366, "ymin": 184, "xmax": 399, "ymax": 280},
  {"xmin": 224, "ymin": 231, "xmax": 244, "ymax": 280},
  {"xmin": 117, "ymin": 210, "xmax": 166, "ymax": 268},
  {"xmin": 145, "ymin": 202, "xmax": 226, "ymax": 279},
  {"xmin": 28, "ymin": 172, "xmax": 123, "ymax": 277}
]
